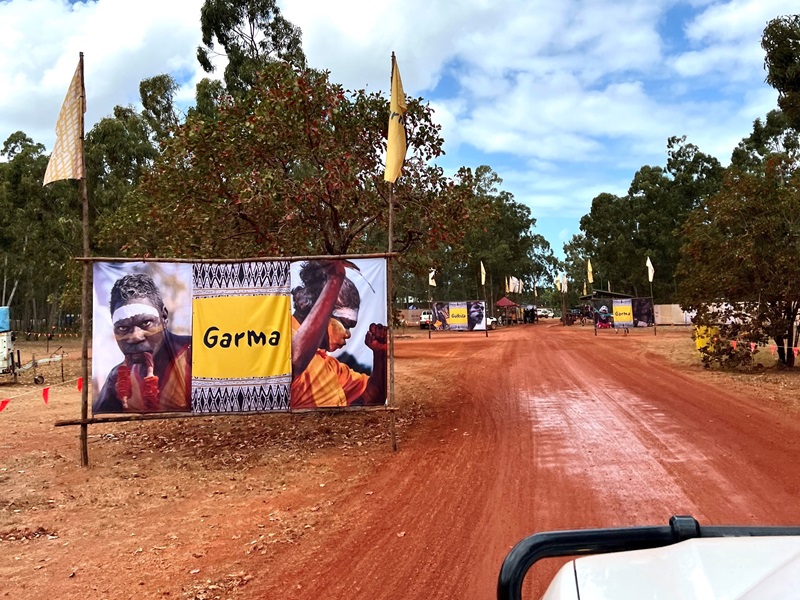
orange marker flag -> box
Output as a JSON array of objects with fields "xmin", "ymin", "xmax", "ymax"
[{"xmin": 42, "ymin": 388, "xmax": 50, "ymax": 405}]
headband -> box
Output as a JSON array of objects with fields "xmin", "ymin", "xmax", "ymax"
[
  {"xmin": 112, "ymin": 303, "xmax": 160, "ymax": 325},
  {"xmin": 331, "ymin": 307, "xmax": 358, "ymax": 323}
]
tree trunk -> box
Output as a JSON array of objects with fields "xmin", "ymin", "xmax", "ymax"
[{"xmin": 775, "ymin": 333, "xmax": 788, "ymax": 366}]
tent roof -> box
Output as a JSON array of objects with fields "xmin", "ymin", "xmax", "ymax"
[{"xmin": 495, "ymin": 296, "xmax": 518, "ymax": 307}]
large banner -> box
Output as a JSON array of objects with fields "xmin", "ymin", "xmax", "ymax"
[{"xmin": 92, "ymin": 259, "xmax": 387, "ymax": 415}]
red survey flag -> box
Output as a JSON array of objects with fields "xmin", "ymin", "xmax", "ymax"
[
  {"xmin": 0, "ymin": 399, "xmax": 9, "ymax": 413},
  {"xmin": 77, "ymin": 377, "xmax": 83, "ymax": 391},
  {"xmin": 42, "ymin": 387, "xmax": 50, "ymax": 404}
]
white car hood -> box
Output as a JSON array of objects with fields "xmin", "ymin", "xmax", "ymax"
[{"xmin": 542, "ymin": 536, "xmax": 800, "ymax": 600}]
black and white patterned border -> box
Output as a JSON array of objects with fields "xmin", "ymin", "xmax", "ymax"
[
  {"xmin": 191, "ymin": 375, "xmax": 291, "ymax": 413},
  {"xmin": 193, "ymin": 261, "xmax": 291, "ymax": 298}
]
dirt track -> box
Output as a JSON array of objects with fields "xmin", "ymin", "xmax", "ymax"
[{"xmin": 2, "ymin": 324, "xmax": 800, "ymax": 599}]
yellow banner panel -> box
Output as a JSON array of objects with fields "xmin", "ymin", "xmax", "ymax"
[
  {"xmin": 192, "ymin": 295, "xmax": 291, "ymax": 379},
  {"xmin": 613, "ymin": 300, "xmax": 633, "ymax": 327},
  {"xmin": 449, "ymin": 302, "xmax": 468, "ymax": 330}
]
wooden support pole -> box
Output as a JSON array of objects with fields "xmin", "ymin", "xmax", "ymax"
[{"xmin": 55, "ymin": 405, "xmax": 398, "ymax": 427}]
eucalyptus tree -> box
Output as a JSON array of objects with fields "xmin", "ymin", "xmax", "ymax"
[
  {"xmin": 763, "ymin": 14, "xmax": 800, "ymax": 129},
  {"xmin": 197, "ymin": 0, "xmax": 307, "ymax": 96},
  {"xmin": 577, "ymin": 137, "xmax": 723, "ymax": 301},
  {"xmin": 0, "ymin": 132, "xmax": 82, "ymax": 323}
]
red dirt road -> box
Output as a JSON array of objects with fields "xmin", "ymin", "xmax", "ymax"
[{"xmin": 3, "ymin": 325, "xmax": 800, "ymax": 599}]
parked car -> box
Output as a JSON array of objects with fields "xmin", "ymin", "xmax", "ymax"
[
  {"xmin": 419, "ymin": 310, "xmax": 433, "ymax": 329},
  {"xmin": 536, "ymin": 308, "xmax": 554, "ymax": 318},
  {"xmin": 486, "ymin": 316, "xmax": 498, "ymax": 330}
]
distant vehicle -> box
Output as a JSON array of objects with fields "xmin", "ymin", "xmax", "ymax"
[
  {"xmin": 536, "ymin": 308, "xmax": 554, "ymax": 318},
  {"xmin": 419, "ymin": 310, "xmax": 433, "ymax": 329},
  {"xmin": 486, "ymin": 316, "xmax": 498, "ymax": 330}
]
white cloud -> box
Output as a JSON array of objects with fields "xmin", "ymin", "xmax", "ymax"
[{"xmin": 0, "ymin": 0, "xmax": 205, "ymax": 150}]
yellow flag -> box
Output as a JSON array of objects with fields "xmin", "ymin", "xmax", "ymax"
[
  {"xmin": 480, "ymin": 261, "xmax": 486, "ymax": 286},
  {"xmin": 44, "ymin": 56, "xmax": 85, "ymax": 185},
  {"xmin": 384, "ymin": 54, "xmax": 407, "ymax": 183},
  {"xmin": 583, "ymin": 281, "xmax": 587, "ymax": 296},
  {"xmin": 646, "ymin": 256, "xmax": 655, "ymax": 283},
  {"xmin": 587, "ymin": 259, "xmax": 594, "ymax": 284}
]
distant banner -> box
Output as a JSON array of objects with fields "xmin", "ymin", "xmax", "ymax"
[
  {"xmin": 613, "ymin": 299, "xmax": 633, "ymax": 328},
  {"xmin": 467, "ymin": 301, "xmax": 487, "ymax": 331},
  {"xmin": 91, "ymin": 258, "xmax": 387, "ymax": 415},
  {"xmin": 592, "ymin": 297, "xmax": 655, "ymax": 330},
  {"xmin": 429, "ymin": 300, "xmax": 486, "ymax": 331},
  {"xmin": 632, "ymin": 298, "xmax": 655, "ymax": 327}
]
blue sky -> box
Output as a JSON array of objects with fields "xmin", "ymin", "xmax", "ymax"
[{"xmin": 0, "ymin": 0, "xmax": 789, "ymax": 258}]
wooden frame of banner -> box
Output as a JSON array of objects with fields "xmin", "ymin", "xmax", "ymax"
[{"xmin": 59, "ymin": 251, "xmax": 400, "ymax": 466}]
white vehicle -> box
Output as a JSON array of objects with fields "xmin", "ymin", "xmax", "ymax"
[
  {"xmin": 419, "ymin": 310, "xmax": 433, "ymax": 329},
  {"xmin": 486, "ymin": 316, "xmax": 498, "ymax": 330},
  {"xmin": 536, "ymin": 308, "xmax": 554, "ymax": 319},
  {"xmin": 498, "ymin": 516, "xmax": 800, "ymax": 600}
]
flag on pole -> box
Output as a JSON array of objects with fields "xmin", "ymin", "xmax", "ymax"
[
  {"xmin": 587, "ymin": 259, "xmax": 594, "ymax": 284},
  {"xmin": 646, "ymin": 256, "xmax": 655, "ymax": 283},
  {"xmin": 428, "ymin": 269, "xmax": 436, "ymax": 286},
  {"xmin": 480, "ymin": 261, "xmax": 486, "ymax": 286},
  {"xmin": 519, "ymin": 279, "xmax": 524, "ymax": 293},
  {"xmin": 534, "ymin": 285, "xmax": 537, "ymax": 299},
  {"xmin": 384, "ymin": 53, "xmax": 407, "ymax": 183},
  {"xmin": 505, "ymin": 277, "xmax": 510, "ymax": 294},
  {"xmin": 583, "ymin": 281, "xmax": 587, "ymax": 295},
  {"xmin": 561, "ymin": 274, "xmax": 567, "ymax": 294},
  {"xmin": 44, "ymin": 56, "xmax": 85, "ymax": 185}
]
